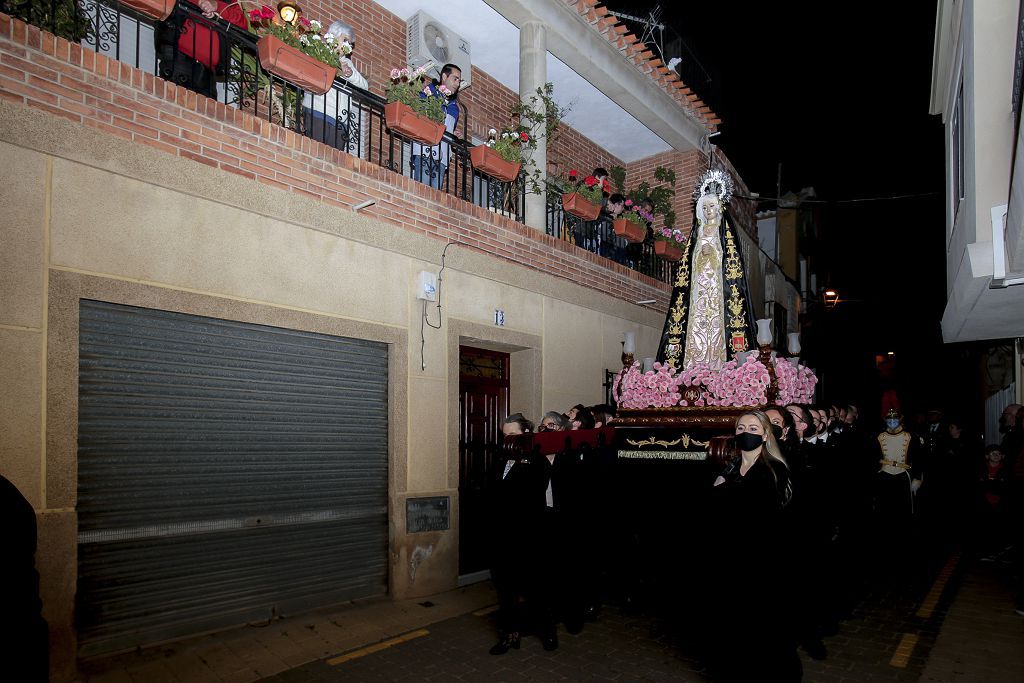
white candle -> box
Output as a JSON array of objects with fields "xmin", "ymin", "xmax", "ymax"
[
  {"xmin": 755, "ymin": 319, "xmax": 773, "ymax": 347},
  {"xmin": 787, "ymin": 332, "xmax": 801, "ymax": 356},
  {"xmin": 642, "ymin": 357, "xmax": 655, "ymax": 373},
  {"xmin": 623, "ymin": 331, "xmax": 636, "ymax": 354}
]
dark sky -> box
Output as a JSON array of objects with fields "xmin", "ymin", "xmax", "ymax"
[{"xmin": 608, "ymin": 1, "xmax": 952, "ymax": 413}]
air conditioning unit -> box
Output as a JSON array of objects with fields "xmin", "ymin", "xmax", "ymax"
[{"xmin": 406, "ymin": 10, "xmax": 472, "ymax": 89}]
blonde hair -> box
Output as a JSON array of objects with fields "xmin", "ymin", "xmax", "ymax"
[
  {"xmin": 736, "ymin": 410, "xmax": 790, "ymax": 478},
  {"xmin": 735, "ymin": 410, "xmax": 792, "ymax": 506}
]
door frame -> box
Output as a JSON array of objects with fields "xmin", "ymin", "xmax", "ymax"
[{"xmin": 445, "ymin": 320, "xmax": 542, "ymax": 584}]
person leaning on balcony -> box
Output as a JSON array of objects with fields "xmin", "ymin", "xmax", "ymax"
[
  {"xmin": 410, "ymin": 63, "xmax": 462, "ymax": 190},
  {"xmin": 593, "ymin": 193, "xmax": 625, "ymax": 259},
  {"xmin": 155, "ymin": 0, "xmax": 248, "ymax": 99},
  {"xmin": 301, "ymin": 20, "xmax": 368, "ymax": 152}
]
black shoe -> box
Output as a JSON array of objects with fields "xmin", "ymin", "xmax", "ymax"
[
  {"xmin": 542, "ymin": 634, "xmax": 559, "ymax": 651},
  {"xmin": 802, "ymin": 639, "xmax": 827, "ymax": 661},
  {"xmin": 489, "ymin": 632, "xmax": 520, "ymax": 655}
]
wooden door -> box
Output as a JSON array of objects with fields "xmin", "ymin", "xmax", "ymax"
[{"xmin": 458, "ymin": 346, "xmax": 509, "ymax": 576}]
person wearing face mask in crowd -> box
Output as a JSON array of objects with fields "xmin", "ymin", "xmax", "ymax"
[
  {"xmin": 874, "ymin": 409, "xmax": 925, "ymax": 563},
  {"xmin": 489, "ymin": 414, "xmax": 536, "ymax": 655},
  {"xmin": 704, "ymin": 411, "xmax": 800, "ymax": 682},
  {"xmin": 771, "ymin": 405, "xmax": 831, "ymax": 660}
]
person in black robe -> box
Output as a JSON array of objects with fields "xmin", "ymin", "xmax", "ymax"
[
  {"xmin": 0, "ymin": 475, "xmax": 48, "ymax": 681},
  {"xmin": 704, "ymin": 411, "xmax": 801, "ymax": 683}
]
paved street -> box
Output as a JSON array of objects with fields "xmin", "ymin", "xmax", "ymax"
[
  {"xmin": 253, "ymin": 550, "xmax": 1024, "ymax": 683},
  {"xmin": 81, "ymin": 546, "xmax": 1024, "ymax": 682}
]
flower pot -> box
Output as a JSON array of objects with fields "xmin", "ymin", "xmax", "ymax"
[
  {"xmin": 257, "ymin": 35, "xmax": 336, "ymax": 96},
  {"xmin": 561, "ymin": 192, "xmax": 601, "ymax": 221},
  {"xmin": 469, "ymin": 145, "xmax": 521, "ymax": 183},
  {"xmin": 384, "ymin": 102, "xmax": 445, "ymax": 146},
  {"xmin": 654, "ymin": 240, "xmax": 683, "ymax": 262},
  {"xmin": 119, "ymin": 0, "xmax": 175, "ymax": 20},
  {"xmin": 613, "ymin": 218, "xmax": 647, "ymax": 243}
]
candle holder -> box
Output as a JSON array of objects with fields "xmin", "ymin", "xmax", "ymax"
[{"xmin": 615, "ymin": 340, "xmax": 635, "ymax": 401}]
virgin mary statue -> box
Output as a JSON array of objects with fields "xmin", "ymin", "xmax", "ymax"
[{"xmin": 656, "ymin": 169, "xmax": 756, "ymax": 371}]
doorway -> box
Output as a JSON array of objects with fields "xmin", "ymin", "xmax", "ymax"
[{"xmin": 457, "ymin": 346, "xmax": 510, "ymax": 578}]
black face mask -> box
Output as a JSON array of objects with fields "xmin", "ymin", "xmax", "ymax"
[
  {"xmin": 735, "ymin": 432, "xmax": 764, "ymax": 452},
  {"xmin": 770, "ymin": 424, "xmax": 783, "ymax": 441}
]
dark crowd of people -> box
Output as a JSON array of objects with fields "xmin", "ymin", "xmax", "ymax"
[{"xmin": 487, "ymin": 399, "xmax": 1024, "ymax": 681}]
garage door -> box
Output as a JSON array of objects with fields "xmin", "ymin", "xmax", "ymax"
[{"xmin": 76, "ymin": 300, "xmax": 388, "ymax": 656}]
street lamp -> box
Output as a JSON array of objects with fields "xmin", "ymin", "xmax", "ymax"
[
  {"xmin": 277, "ymin": 0, "xmax": 300, "ymax": 25},
  {"xmin": 823, "ymin": 288, "xmax": 839, "ymax": 310}
]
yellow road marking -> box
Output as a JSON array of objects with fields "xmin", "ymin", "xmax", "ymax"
[
  {"xmin": 889, "ymin": 632, "xmax": 919, "ymax": 668},
  {"xmin": 327, "ymin": 629, "xmax": 430, "ymax": 665},
  {"xmin": 917, "ymin": 551, "xmax": 961, "ymax": 619},
  {"xmin": 472, "ymin": 604, "xmax": 499, "ymax": 617}
]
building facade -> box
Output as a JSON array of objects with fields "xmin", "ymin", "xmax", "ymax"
[{"xmin": 0, "ymin": 0, "xmax": 801, "ymax": 678}]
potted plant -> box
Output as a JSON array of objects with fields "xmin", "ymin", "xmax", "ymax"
[
  {"xmin": 653, "ymin": 226, "xmax": 687, "ymax": 261},
  {"xmin": 609, "ymin": 164, "xmax": 678, "ymax": 239},
  {"xmin": 248, "ymin": 6, "xmax": 342, "ymax": 95},
  {"xmin": 613, "ymin": 200, "xmax": 653, "ymax": 243},
  {"xmin": 560, "ymin": 170, "xmax": 608, "ymax": 221},
  {"xmin": 470, "ymin": 127, "xmax": 526, "ymax": 183},
  {"xmin": 383, "ymin": 66, "xmax": 452, "ymax": 145},
  {"xmin": 4, "ymin": 0, "xmax": 92, "ymax": 40},
  {"xmin": 120, "ymin": 0, "xmax": 176, "ymax": 21}
]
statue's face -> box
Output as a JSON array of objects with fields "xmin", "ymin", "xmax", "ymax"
[{"xmin": 702, "ymin": 197, "xmax": 721, "ymax": 222}]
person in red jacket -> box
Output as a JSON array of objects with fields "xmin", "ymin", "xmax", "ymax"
[{"xmin": 156, "ymin": 0, "xmax": 248, "ymax": 98}]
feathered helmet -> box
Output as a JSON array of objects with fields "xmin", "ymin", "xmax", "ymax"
[{"xmin": 884, "ymin": 408, "xmax": 902, "ymax": 420}]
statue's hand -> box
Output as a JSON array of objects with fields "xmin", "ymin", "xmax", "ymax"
[{"xmin": 701, "ymin": 244, "xmax": 711, "ymax": 256}]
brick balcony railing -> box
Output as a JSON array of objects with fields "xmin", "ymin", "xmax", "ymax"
[{"xmin": 0, "ymin": 0, "xmax": 682, "ymax": 295}]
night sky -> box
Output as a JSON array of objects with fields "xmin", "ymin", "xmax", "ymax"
[{"xmin": 608, "ymin": 1, "xmax": 957, "ymax": 420}]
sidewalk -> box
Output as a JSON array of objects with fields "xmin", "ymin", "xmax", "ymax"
[
  {"xmin": 77, "ymin": 554, "xmax": 1024, "ymax": 682},
  {"xmin": 77, "ymin": 582, "xmax": 497, "ymax": 682},
  {"xmin": 919, "ymin": 558, "xmax": 1024, "ymax": 682}
]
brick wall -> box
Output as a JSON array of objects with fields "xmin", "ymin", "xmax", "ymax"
[
  {"xmin": 621, "ymin": 147, "xmax": 759, "ymax": 241},
  {"xmin": 292, "ymin": 0, "xmax": 621, "ymax": 169},
  {"xmin": 713, "ymin": 149, "xmax": 758, "ymax": 240},
  {"xmin": 0, "ymin": 13, "xmax": 670, "ymax": 309},
  {"xmin": 624, "ymin": 149, "xmax": 707, "ymax": 235}
]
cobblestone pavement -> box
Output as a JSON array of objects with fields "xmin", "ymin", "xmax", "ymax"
[{"xmin": 259, "ymin": 547, "xmax": 1024, "ymax": 683}]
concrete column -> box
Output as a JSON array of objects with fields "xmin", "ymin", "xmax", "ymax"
[{"xmin": 520, "ymin": 20, "xmax": 547, "ymax": 231}]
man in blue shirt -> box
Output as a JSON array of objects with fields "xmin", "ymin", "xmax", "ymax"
[{"xmin": 411, "ymin": 63, "xmax": 462, "ymax": 190}]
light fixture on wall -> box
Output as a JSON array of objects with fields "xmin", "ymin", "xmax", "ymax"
[
  {"xmin": 277, "ymin": 0, "xmax": 300, "ymax": 25},
  {"xmin": 635, "ymin": 299, "xmax": 656, "ymax": 305},
  {"xmin": 352, "ymin": 199, "xmax": 375, "ymax": 212},
  {"xmin": 823, "ymin": 287, "xmax": 839, "ymax": 310}
]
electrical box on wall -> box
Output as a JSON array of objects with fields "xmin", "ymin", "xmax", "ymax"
[{"xmin": 417, "ymin": 271, "xmax": 438, "ymax": 301}]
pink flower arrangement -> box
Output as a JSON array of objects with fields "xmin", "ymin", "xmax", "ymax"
[
  {"xmin": 612, "ymin": 361, "xmax": 685, "ymax": 408},
  {"xmin": 616, "ymin": 356, "xmax": 818, "ymax": 408},
  {"xmin": 772, "ymin": 357, "xmax": 817, "ymax": 404}
]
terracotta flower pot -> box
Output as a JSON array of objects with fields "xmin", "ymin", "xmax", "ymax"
[
  {"xmin": 613, "ymin": 218, "xmax": 647, "ymax": 243},
  {"xmin": 257, "ymin": 35, "xmax": 336, "ymax": 95},
  {"xmin": 384, "ymin": 102, "xmax": 445, "ymax": 146},
  {"xmin": 561, "ymin": 192, "xmax": 601, "ymax": 221},
  {"xmin": 119, "ymin": 0, "xmax": 175, "ymax": 20},
  {"xmin": 469, "ymin": 145, "xmax": 521, "ymax": 183},
  {"xmin": 654, "ymin": 240, "xmax": 683, "ymax": 262}
]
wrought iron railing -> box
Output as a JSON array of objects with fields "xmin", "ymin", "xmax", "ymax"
[
  {"xmin": 545, "ymin": 201, "xmax": 676, "ymax": 284},
  {"xmin": 2, "ymin": 0, "xmax": 683, "ymax": 283},
  {"xmin": 0, "ymin": 0, "xmax": 524, "ymax": 220}
]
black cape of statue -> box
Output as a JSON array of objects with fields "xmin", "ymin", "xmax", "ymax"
[{"xmin": 655, "ymin": 209, "xmax": 758, "ymax": 370}]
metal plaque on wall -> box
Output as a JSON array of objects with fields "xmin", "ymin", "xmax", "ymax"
[{"xmin": 406, "ymin": 496, "xmax": 450, "ymax": 533}]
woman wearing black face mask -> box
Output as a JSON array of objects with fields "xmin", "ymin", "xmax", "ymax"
[{"xmin": 704, "ymin": 411, "xmax": 800, "ymax": 682}]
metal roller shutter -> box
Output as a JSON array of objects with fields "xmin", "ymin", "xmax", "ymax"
[{"xmin": 76, "ymin": 300, "xmax": 389, "ymax": 656}]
